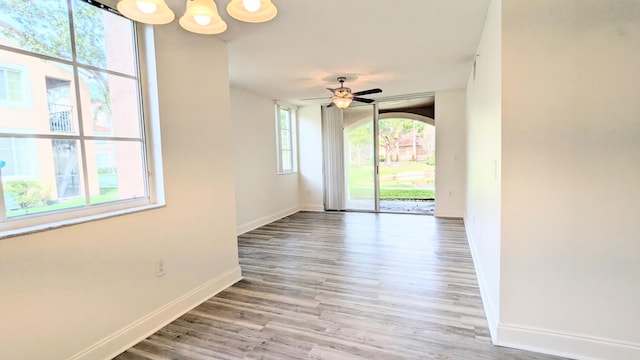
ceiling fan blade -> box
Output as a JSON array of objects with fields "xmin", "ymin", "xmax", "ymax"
[
  {"xmin": 352, "ymin": 88, "xmax": 382, "ymax": 96},
  {"xmin": 327, "ymin": 102, "xmax": 335, "ymax": 108},
  {"xmin": 353, "ymin": 97, "xmax": 375, "ymax": 104}
]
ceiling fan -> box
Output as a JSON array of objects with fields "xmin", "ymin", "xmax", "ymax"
[{"xmin": 326, "ymin": 77, "xmax": 382, "ymax": 109}]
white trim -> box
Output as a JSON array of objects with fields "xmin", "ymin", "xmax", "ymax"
[
  {"xmin": 435, "ymin": 210, "xmax": 464, "ymax": 218},
  {"xmin": 236, "ymin": 206, "xmax": 299, "ymax": 235},
  {"xmin": 464, "ymin": 218, "xmax": 499, "ymax": 342},
  {"xmin": 496, "ymin": 323, "xmax": 640, "ymax": 360},
  {"xmin": 68, "ymin": 266, "xmax": 243, "ymax": 360},
  {"xmin": 138, "ymin": 23, "xmax": 165, "ymax": 206},
  {"xmin": 275, "ymin": 105, "xmax": 298, "ymax": 174},
  {"xmin": 376, "ymin": 92, "xmax": 435, "ymax": 103},
  {"xmin": 0, "ymin": 203, "xmax": 164, "ymax": 239},
  {"xmin": 465, "ymin": 217, "xmax": 640, "ymax": 360},
  {"xmin": 274, "ymin": 100, "xmax": 298, "ymax": 110},
  {"xmin": 299, "ymin": 204, "xmax": 325, "ymax": 212}
]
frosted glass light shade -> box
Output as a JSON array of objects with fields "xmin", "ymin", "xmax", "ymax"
[
  {"xmin": 180, "ymin": 0, "xmax": 227, "ymax": 34},
  {"xmin": 136, "ymin": 1, "xmax": 158, "ymax": 14},
  {"xmin": 226, "ymin": 0, "xmax": 277, "ymax": 23},
  {"xmin": 332, "ymin": 96, "xmax": 352, "ymax": 109},
  {"xmin": 242, "ymin": 0, "xmax": 261, "ymax": 12},
  {"xmin": 117, "ymin": 0, "xmax": 175, "ymax": 25}
]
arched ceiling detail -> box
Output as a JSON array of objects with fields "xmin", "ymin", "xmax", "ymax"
[{"xmin": 378, "ymin": 112, "xmax": 434, "ymax": 126}]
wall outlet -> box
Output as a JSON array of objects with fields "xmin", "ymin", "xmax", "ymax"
[{"xmin": 156, "ymin": 259, "xmax": 166, "ymax": 277}]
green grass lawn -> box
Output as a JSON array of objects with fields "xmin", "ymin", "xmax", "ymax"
[
  {"xmin": 380, "ymin": 188, "xmax": 435, "ymax": 200},
  {"xmin": 347, "ymin": 161, "xmax": 435, "ymax": 200},
  {"xmin": 349, "ymin": 187, "xmax": 435, "ymax": 200},
  {"xmin": 7, "ymin": 188, "xmax": 120, "ymax": 218}
]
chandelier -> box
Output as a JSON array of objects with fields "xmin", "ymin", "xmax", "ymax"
[{"xmin": 116, "ymin": 0, "xmax": 278, "ymax": 34}]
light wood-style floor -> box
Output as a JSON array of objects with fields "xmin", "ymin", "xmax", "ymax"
[{"xmin": 115, "ymin": 211, "xmax": 566, "ymax": 360}]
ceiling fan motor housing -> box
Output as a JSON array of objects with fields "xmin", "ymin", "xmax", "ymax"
[
  {"xmin": 325, "ymin": 76, "xmax": 383, "ymax": 108},
  {"xmin": 335, "ymin": 77, "xmax": 352, "ymax": 97},
  {"xmin": 335, "ymin": 88, "xmax": 352, "ymax": 97}
]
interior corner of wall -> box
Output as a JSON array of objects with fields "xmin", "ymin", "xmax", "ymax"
[{"xmin": 465, "ymin": 224, "xmax": 500, "ymax": 343}]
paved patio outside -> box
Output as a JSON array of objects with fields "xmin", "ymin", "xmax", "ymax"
[{"xmin": 379, "ymin": 199, "xmax": 434, "ymax": 215}]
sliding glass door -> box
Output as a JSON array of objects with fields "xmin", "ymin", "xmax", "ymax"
[
  {"xmin": 323, "ymin": 96, "xmax": 437, "ymax": 214},
  {"xmin": 343, "ymin": 104, "xmax": 378, "ymax": 211}
]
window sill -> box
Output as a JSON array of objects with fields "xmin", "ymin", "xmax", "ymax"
[{"xmin": 0, "ymin": 203, "xmax": 166, "ymax": 240}]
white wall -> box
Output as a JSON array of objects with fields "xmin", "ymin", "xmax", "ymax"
[
  {"xmin": 231, "ymin": 88, "xmax": 300, "ymax": 234},
  {"xmin": 465, "ymin": 0, "xmax": 502, "ymax": 338},
  {"xmin": 435, "ymin": 89, "xmax": 466, "ymax": 218},
  {"xmin": 298, "ymin": 105, "xmax": 324, "ymax": 211},
  {"xmin": 0, "ymin": 23, "xmax": 241, "ymax": 360},
  {"xmin": 498, "ymin": 1, "xmax": 640, "ymax": 358}
]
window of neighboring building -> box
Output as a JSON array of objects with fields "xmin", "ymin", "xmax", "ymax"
[
  {"xmin": 275, "ymin": 104, "xmax": 297, "ymax": 174},
  {"xmin": 0, "ymin": 66, "xmax": 27, "ymax": 107},
  {"xmin": 0, "ymin": 136, "xmax": 37, "ymax": 179},
  {"xmin": 0, "ymin": 0, "xmax": 160, "ymax": 233}
]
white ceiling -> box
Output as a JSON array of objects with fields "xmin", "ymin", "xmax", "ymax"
[{"xmin": 154, "ymin": 1, "xmax": 492, "ymax": 105}]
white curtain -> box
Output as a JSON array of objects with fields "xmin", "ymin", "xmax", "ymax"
[{"xmin": 322, "ymin": 106, "xmax": 345, "ymax": 210}]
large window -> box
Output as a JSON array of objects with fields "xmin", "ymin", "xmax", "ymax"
[
  {"xmin": 275, "ymin": 104, "xmax": 297, "ymax": 174},
  {"xmin": 0, "ymin": 0, "xmax": 153, "ymax": 231}
]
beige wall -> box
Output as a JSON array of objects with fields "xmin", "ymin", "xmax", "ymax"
[
  {"xmin": 0, "ymin": 23, "xmax": 241, "ymax": 360},
  {"xmin": 467, "ymin": 0, "xmax": 640, "ymax": 358},
  {"xmin": 434, "ymin": 89, "xmax": 466, "ymax": 217},
  {"xmin": 499, "ymin": 0, "xmax": 640, "ymax": 358},
  {"xmin": 231, "ymin": 87, "xmax": 300, "ymax": 234},
  {"xmin": 298, "ymin": 105, "xmax": 324, "ymax": 211},
  {"xmin": 465, "ymin": 0, "xmax": 503, "ymax": 336}
]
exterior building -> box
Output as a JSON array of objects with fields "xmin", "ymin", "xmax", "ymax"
[{"xmin": 0, "ymin": 9, "xmax": 142, "ymax": 212}]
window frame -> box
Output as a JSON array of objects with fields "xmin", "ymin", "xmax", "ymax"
[
  {"xmin": 275, "ymin": 103, "xmax": 298, "ymax": 175},
  {"xmin": 0, "ymin": 0, "xmax": 165, "ymax": 238}
]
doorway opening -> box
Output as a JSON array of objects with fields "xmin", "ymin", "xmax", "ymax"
[
  {"xmin": 378, "ymin": 117, "xmax": 435, "ymax": 214},
  {"xmin": 340, "ymin": 96, "xmax": 435, "ymax": 215}
]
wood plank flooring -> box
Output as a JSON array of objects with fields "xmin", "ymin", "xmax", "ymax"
[{"xmin": 115, "ymin": 211, "xmax": 566, "ymax": 360}]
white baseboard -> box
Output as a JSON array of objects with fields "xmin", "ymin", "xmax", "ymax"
[
  {"xmin": 497, "ymin": 323, "xmax": 640, "ymax": 360},
  {"xmin": 434, "ymin": 213, "xmax": 463, "ymax": 219},
  {"xmin": 69, "ymin": 266, "xmax": 242, "ymax": 360},
  {"xmin": 464, "ymin": 218, "xmax": 640, "ymax": 359},
  {"xmin": 464, "ymin": 218, "xmax": 499, "ymax": 342},
  {"xmin": 299, "ymin": 204, "xmax": 325, "ymax": 212},
  {"xmin": 434, "ymin": 208, "xmax": 464, "ymax": 218},
  {"xmin": 236, "ymin": 206, "xmax": 300, "ymax": 235}
]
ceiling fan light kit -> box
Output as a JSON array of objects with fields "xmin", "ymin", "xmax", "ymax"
[
  {"xmin": 117, "ymin": 0, "xmax": 175, "ymax": 25},
  {"xmin": 116, "ymin": 0, "xmax": 277, "ymax": 34},
  {"xmin": 179, "ymin": 0, "xmax": 227, "ymax": 34},
  {"xmin": 227, "ymin": 0, "xmax": 277, "ymax": 23},
  {"xmin": 332, "ymin": 96, "xmax": 352, "ymax": 109}
]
